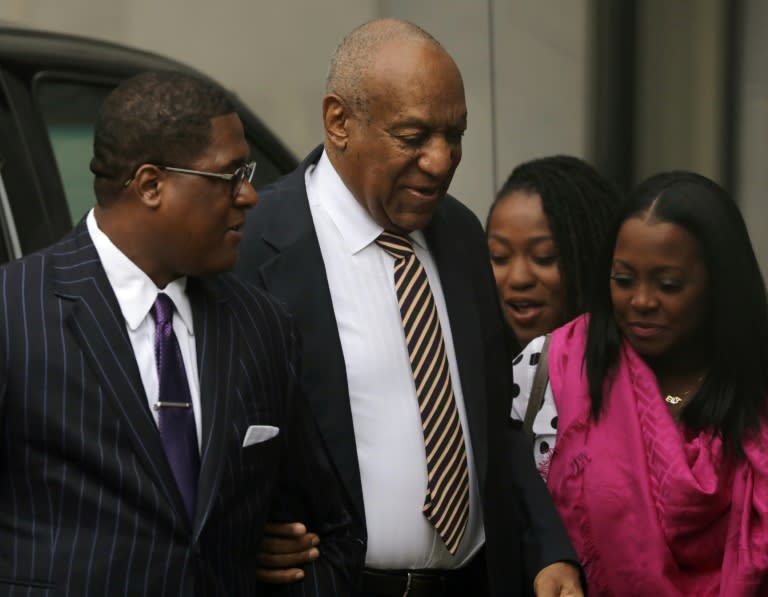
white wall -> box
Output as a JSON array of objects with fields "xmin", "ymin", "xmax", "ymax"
[{"xmin": 1, "ymin": 0, "xmax": 592, "ymax": 222}]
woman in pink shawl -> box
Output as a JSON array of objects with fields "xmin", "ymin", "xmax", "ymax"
[{"xmin": 511, "ymin": 171, "xmax": 768, "ymax": 596}]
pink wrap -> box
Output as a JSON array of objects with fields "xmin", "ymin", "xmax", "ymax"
[{"xmin": 546, "ymin": 316, "xmax": 768, "ymax": 596}]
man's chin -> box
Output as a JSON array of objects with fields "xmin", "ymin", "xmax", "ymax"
[
  {"xmin": 390, "ymin": 210, "xmax": 438, "ymax": 234},
  {"xmin": 192, "ymin": 254, "xmax": 239, "ymax": 276}
]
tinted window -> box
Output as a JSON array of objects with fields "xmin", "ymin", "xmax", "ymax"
[{"xmin": 36, "ymin": 80, "xmax": 111, "ymax": 224}]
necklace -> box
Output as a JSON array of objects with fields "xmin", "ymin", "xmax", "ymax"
[{"xmin": 664, "ymin": 374, "xmax": 706, "ymax": 406}]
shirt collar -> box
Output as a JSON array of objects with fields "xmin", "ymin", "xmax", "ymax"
[
  {"xmin": 308, "ymin": 151, "xmax": 427, "ymax": 254},
  {"xmin": 86, "ymin": 209, "xmax": 193, "ymax": 334}
]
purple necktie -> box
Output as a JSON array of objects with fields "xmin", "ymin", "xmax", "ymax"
[{"xmin": 151, "ymin": 293, "xmax": 200, "ymax": 521}]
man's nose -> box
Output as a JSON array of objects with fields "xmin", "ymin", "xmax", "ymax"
[
  {"xmin": 236, "ymin": 179, "xmax": 259, "ymax": 208},
  {"xmin": 419, "ymin": 136, "xmax": 459, "ymax": 178}
]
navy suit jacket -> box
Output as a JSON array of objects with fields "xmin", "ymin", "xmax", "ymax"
[
  {"xmin": 235, "ymin": 146, "xmax": 578, "ymax": 595},
  {"xmin": 0, "ymin": 219, "xmax": 362, "ymax": 596}
]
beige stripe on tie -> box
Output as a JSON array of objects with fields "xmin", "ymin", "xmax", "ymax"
[{"xmin": 375, "ymin": 231, "xmax": 469, "ymax": 555}]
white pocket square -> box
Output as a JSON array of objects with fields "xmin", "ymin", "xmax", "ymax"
[{"xmin": 242, "ymin": 425, "xmax": 280, "ymax": 447}]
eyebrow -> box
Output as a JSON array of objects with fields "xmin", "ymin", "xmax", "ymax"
[
  {"xmin": 612, "ymin": 259, "xmax": 687, "ymax": 275},
  {"xmin": 488, "ymin": 234, "xmax": 555, "ymax": 247},
  {"xmin": 218, "ymin": 157, "xmax": 248, "ymax": 172},
  {"xmin": 388, "ymin": 116, "xmax": 468, "ymax": 131}
]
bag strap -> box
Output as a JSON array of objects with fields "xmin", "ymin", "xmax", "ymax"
[{"xmin": 522, "ymin": 333, "xmax": 552, "ymax": 439}]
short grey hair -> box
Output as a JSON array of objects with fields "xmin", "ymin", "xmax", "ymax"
[{"xmin": 325, "ymin": 18, "xmax": 441, "ymax": 115}]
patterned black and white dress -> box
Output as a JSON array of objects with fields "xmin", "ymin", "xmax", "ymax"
[{"xmin": 510, "ymin": 335, "xmax": 560, "ymax": 480}]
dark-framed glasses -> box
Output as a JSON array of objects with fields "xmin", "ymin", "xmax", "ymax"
[{"xmin": 123, "ymin": 161, "xmax": 257, "ymax": 199}]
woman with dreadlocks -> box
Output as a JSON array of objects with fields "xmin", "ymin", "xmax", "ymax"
[
  {"xmin": 486, "ymin": 155, "xmax": 620, "ymax": 471},
  {"xmin": 486, "ymin": 155, "xmax": 620, "ymax": 353}
]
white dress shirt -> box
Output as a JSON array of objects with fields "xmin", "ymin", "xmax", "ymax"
[
  {"xmin": 86, "ymin": 210, "xmax": 202, "ymax": 447},
  {"xmin": 306, "ymin": 152, "xmax": 483, "ymax": 569}
]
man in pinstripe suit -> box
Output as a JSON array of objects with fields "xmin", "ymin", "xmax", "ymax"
[{"xmin": 0, "ymin": 71, "xmax": 361, "ymax": 596}]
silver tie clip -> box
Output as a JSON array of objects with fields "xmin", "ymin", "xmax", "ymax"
[{"xmin": 153, "ymin": 401, "xmax": 192, "ymax": 410}]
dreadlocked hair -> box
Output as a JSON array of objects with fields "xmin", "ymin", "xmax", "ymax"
[{"xmin": 488, "ymin": 155, "xmax": 621, "ymax": 320}]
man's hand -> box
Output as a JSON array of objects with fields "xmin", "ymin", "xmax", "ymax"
[
  {"xmin": 256, "ymin": 522, "xmax": 320, "ymax": 584},
  {"xmin": 533, "ymin": 562, "xmax": 584, "ymax": 597}
]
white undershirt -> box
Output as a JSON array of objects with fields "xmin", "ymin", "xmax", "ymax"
[
  {"xmin": 306, "ymin": 151, "xmax": 483, "ymax": 569},
  {"xmin": 86, "ymin": 210, "xmax": 202, "ymax": 448}
]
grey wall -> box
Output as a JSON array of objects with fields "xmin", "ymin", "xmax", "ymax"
[
  {"xmin": 737, "ymin": 0, "xmax": 768, "ymax": 279},
  {"xmin": 633, "ymin": 0, "xmax": 727, "ymax": 183},
  {"xmin": 0, "ymin": 0, "xmax": 592, "ymax": 223},
  {"xmin": 491, "ymin": 0, "xmax": 592, "ymax": 187}
]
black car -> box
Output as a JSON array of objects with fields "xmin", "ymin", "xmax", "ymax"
[{"xmin": 0, "ymin": 25, "xmax": 297, "ymax": 264}]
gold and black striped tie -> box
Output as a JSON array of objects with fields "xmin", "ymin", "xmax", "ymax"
[{"xmin": 375, "ymin": 231, "xmax": 469, "ymax": 555}]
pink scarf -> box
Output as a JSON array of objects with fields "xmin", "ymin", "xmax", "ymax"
[{"xmin": 546, "ymin": 315, "xmax": 768, "ymax": 597}]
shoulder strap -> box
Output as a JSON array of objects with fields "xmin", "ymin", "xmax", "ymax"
[{"xmin": 522, "ymin": 333, "xmax": 552, "ymax": 439}]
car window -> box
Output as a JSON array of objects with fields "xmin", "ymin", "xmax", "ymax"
[{"xmin": 36, "ymin": 79, "xmax": 110, "ymax": 225}]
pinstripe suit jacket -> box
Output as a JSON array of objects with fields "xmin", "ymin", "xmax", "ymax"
[{"xmin": 0, "ymin": 220, "xmax": 362, "ymax": 596}]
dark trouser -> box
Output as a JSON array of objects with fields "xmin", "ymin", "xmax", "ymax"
[{"xmin": 354, "ymin": 548, "xmax": 489, "ymax": 597}]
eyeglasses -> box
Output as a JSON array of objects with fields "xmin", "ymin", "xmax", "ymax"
[{"xmin": 123, "ymin": 161, "xmax": 257, "ymax": 200}]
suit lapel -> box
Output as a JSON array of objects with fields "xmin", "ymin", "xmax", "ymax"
[
  {"xmin": 255, "ymin": 149, "xmax": 366, "ymax": 520},
  {"xmin": 424, "ymin": 209, "xmax": 488, "ymax": 486},
  {"xmin": 52, "ymin": 222, "xmax": 190, "ymax": 525},
  {"xmin": 188, "ymin": 277, "xmax": 234, "ymax": 539}
]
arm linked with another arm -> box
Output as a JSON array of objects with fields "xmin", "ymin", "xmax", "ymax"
[{"xmin": 261, "ymin": 318, "xmax": 365, "ymax": 596}]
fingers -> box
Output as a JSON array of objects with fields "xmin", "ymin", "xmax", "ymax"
[
  {"xmin": 534, "ymin": 577, "xmax": 582, "ymax": 597},
  {"xmin": 533, "ymin": 562, "xmax": 584, "ymax": 597},
  {"xmin": 255, "ymin": 566, "xmax": 306, "ymax": 584},
  {"xmin": 260, "ymin": 532, "xmax": 320, "ymax": 555},
  {"xmin": 263, "ymin": 521, "xmax": 308, "ymax": 537},
  {"xmin": 257, "ymin": 545, "xmax": 320, "ymax": 568},
  {"xmin": 256, "ymin": 521, "xmax": 321, "ymax": 585}
]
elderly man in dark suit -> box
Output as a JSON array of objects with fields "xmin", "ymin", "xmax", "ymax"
[
  {"xmin": 0, "ymin": 71, "xmax": 361, "ymax": 596},
  {"xmin": 235, "ymin": 18, "xmax": 583, "ymax": 597}
]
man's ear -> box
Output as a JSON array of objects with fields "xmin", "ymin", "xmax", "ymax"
[
  {"xmin": 132, "ymin": 164, "xmax": 164, "ymax": 208},
  {"xmin": 323, "ymin": 93, "xmax": 351, "ymax": 151}
]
